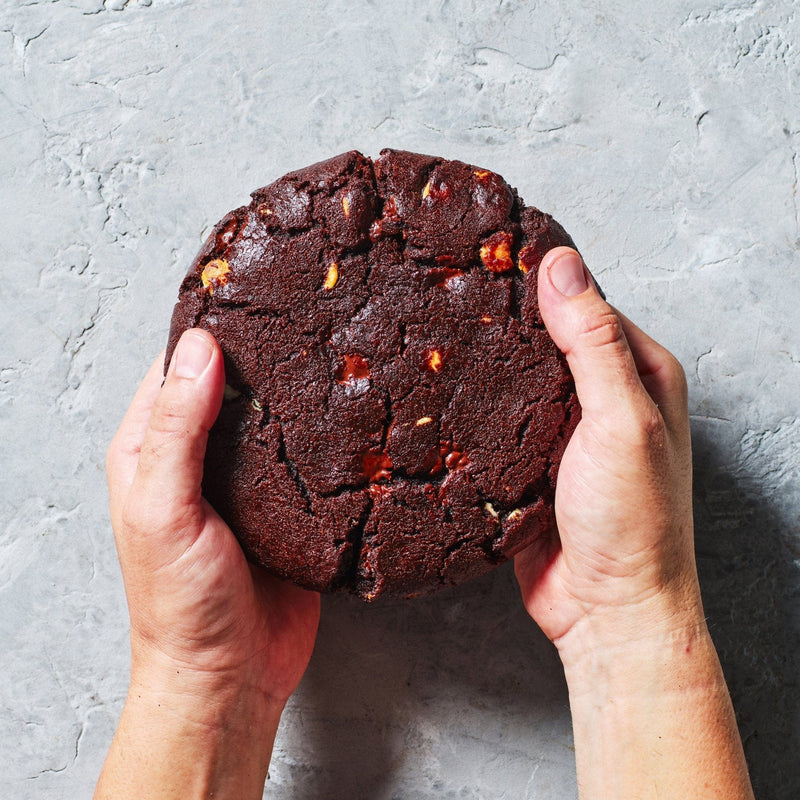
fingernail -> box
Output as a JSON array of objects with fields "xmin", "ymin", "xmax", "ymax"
[
  {"xmin": 173, "ymin": 331, "xmax": 212, "ymax": 379},
  {"xmin": 549, "ymin": 251, "xmax": 589, "ymax": 297}
]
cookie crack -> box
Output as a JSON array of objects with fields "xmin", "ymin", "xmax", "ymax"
[
  {"xmin": 438, "ymin": 536, "xmax": 478, "ymax": 585},
  {"xmin": 274, "ymin": 419, "xmax": 313, "ymax": 516},
  {"xmin": 508, "ymin": 270, "xmax": 524, "ymax": 322},
  {"xmin": 515, "ymin": 411, "xmax": 535, "ymax": 447},
  {"xmin": 379, "ymin": 388, "xmax": 393, "ymax": 455},
  {"xmin": 334, "ymin": 494, "xmax": 373, "ymax": 589},
  {"xmin": 472, "ymin": 485, "xmax": 516, "ymax": 561}
]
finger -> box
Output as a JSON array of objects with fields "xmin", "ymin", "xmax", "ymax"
[
  {"xmin": 616, "ymin": 312, "xmax": 689, "ymax": 436},
  {"xmin": 128, "ymin": 329, "xmax": 225, "ymax": 539},
  {"xmin": 106, "ymin": 352, "xmax": 167, "ymax": 524},
  {"xmin": 538, "ymin": 247, "xmax": 652, "ymax": 422}
]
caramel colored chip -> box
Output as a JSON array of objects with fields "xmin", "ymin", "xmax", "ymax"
[
  {"xmin": 426, "ymin": 349, "xmax": 443, "ymax": 372},
  {"xmin": 324, "ymin": 262, "xmax": 339, "ymax": 290},
  {"xmin": 342, "ymin": 196, "xmax": 350, "ymax": 218},
  {"xmin": 479, "ymin": 232, "xmax": 514, "ymax": 273},
  {"xmin": 336, "ymin": 353, "xmax": 370, "ymax": 384},
  {"xmin": 416, "ymin": 416, "xmax": 433, "ymax": 426},
  {"xmin": 201, "ymin": 259, "xmax": 231, "ymax": 294},
  {"xmin": 517, "ymin": 245, "xmax": 537, "ymax": 274},
  {"xmin": 363, "ymin": 450, "xmax": 393, "ymax": 482},
  {"xmin": 444, "ymin": 445, "xmax": 467, "ymax": 470},
  {"xmin": 422, "ymin": 180, "xmax": 452, "ymax": 201}
]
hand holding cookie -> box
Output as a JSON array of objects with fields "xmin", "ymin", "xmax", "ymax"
[
  {"xmin": 515, "ymin": 247, "xmax": 753, "ymax": 799},
  {"xmin": 515, "ymin": 245, "xmax": 700, "ymax": 649},
  {"xmin": 97, "ymin": 330, "xmax": 319, "ymax": 800}
]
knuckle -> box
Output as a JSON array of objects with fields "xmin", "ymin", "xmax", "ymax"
[
  {"xmin": 663, "ymin": 352, "xmax": 688, "ymax": 399},
  {"xmin": 119, "ymin": 492, "xmax": 203, "ymax": 561},
  {"xmin": 120, "ymin": 487, "xmax": 201, "ymax": 536},
  {"xmin": 142, "ymin": 427, "xmax": 192, "ymax": 467},
  {"xmin": 149, "ymin": 394, "xmax": 190, "ymax": 437},
  {"xmin": 626, "ymin": 403, "xmax": 667, "ymax": 452},
  {"xmin": 120, "ymin": 494, "xmax": 148, "ymax": 537},
  {"xmin": 576, "ymin": 309, "xmax": 626, "ymax": 352}
]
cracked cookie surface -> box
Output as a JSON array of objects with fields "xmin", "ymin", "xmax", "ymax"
[{"xmin": 166, "ymin": 149, "xmax": 580, "ymax": 600}]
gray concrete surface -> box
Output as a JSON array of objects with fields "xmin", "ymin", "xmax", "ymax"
[{"xmin": 2, "ymin": 0, "xmax": 798, "ymax": 797}]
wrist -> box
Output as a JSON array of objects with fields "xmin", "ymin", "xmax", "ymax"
[
  {"xmin": 96, "ymin": 656, "xmax": 284, "ymax": 800},
  {"xmin": 128, "ymin": 671, "xmax": 285, "ymax": 737},
  {"xmin": 129, "ymin": 642, "xmax": 286, "ymax": 734},
  {"xmin": 556, "ymin": 590, "xmax": 754, "ymax": 800},
  {"xmin": 554, "ymin": 578, "xmax": 711, "ymax": 693}
]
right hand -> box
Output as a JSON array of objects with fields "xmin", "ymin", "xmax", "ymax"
[{"xmin": 515, "ymin": 247, "xmax": 702, "ymax": 655}]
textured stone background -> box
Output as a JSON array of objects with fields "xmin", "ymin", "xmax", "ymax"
[{"xmin": 2, "ymin": 0, "xmax": 798, "ymax": 797}]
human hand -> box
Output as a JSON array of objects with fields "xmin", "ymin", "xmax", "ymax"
[
  {"xmin": 97, "ymin": 329, "xmax": 319, "ymax": 799},
  {"xmin": 514, "ymin": 248, "xmax": 754, "ymax": 799},
  {"xmin": 515, "ymin": 247, "xmax": 701, "ymax": 654}
]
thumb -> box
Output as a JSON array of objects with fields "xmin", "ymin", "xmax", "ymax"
[
  {"xmin": 128, "ymin": 329, "xmax": 224, "ymax": 540},
  {"xmin": 538, "ymin": 247, "xmax": 650, "ymax": 421}
]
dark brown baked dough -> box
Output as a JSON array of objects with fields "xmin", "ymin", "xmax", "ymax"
[{"xmin": 166, "ymin": 149, "xmax": 580, "ymax": 600}]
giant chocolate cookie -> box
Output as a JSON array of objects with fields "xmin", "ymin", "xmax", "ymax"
[{"xmin": 166, "ymin": 149, "xmax": 580, "ymax": 600}]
